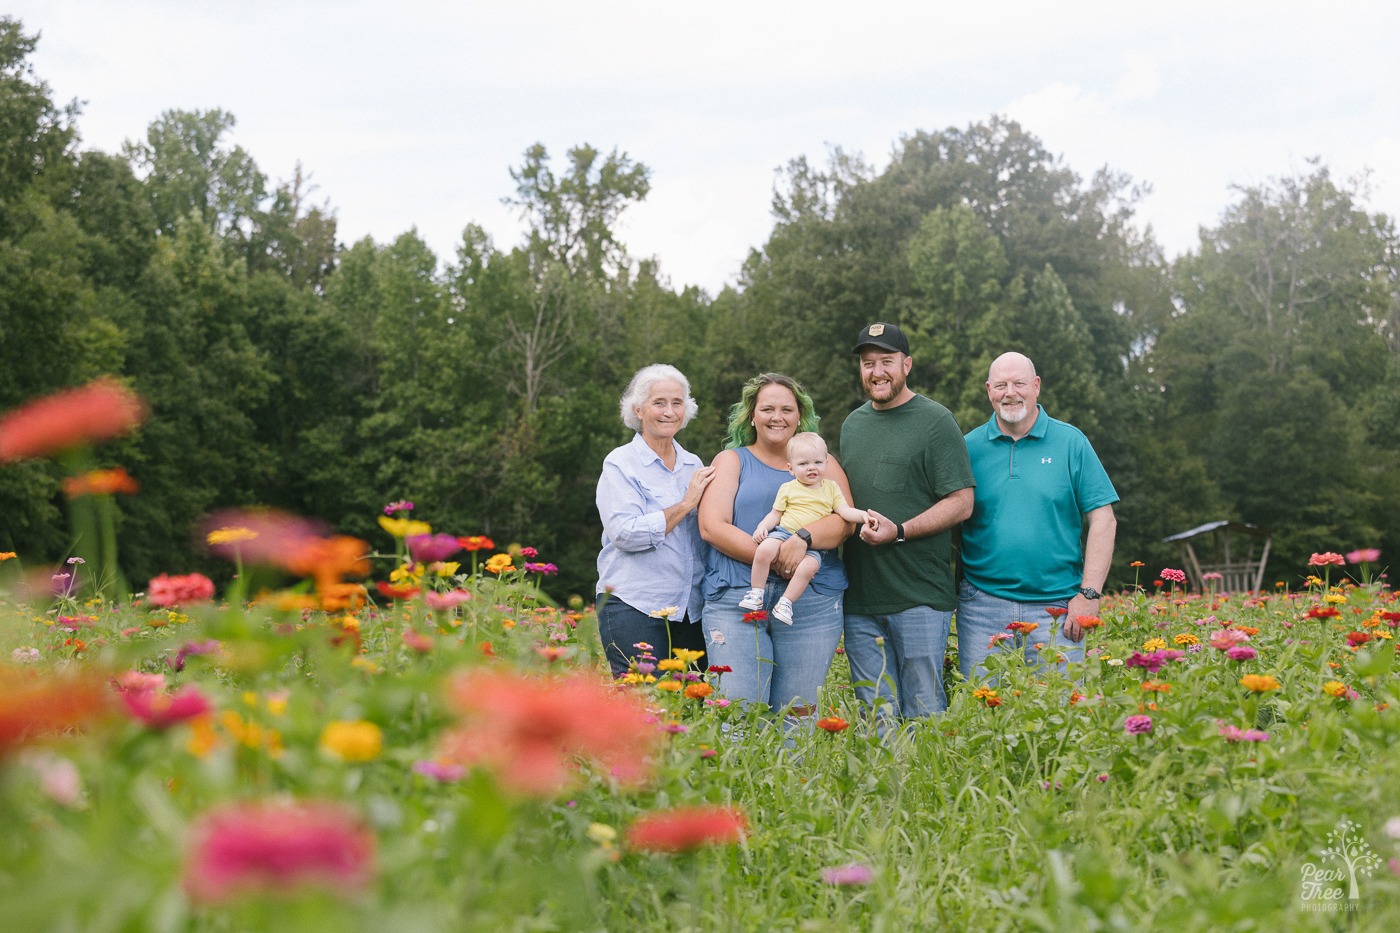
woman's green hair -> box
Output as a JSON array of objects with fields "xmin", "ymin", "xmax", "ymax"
[{"xmin": 722, "ymin": 373, "xmax": 821, "ymax": 449}]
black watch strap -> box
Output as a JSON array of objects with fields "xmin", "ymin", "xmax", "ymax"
[
  {"xmin": 1078, "ymin": 586, "xmax": 1101, "ymax": 600},
  {"xmin": 895, "ymin": 522, "xmax": 906, "ymax": 543},
  {"xmin": 795, "ymin": 528, "xmax": 813, "ymax": 546}
]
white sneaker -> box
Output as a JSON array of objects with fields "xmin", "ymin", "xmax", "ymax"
[
  {"xmin": 773, "ymin": 598, "xmax": 795, "ymax": 625},
  {"xmin": 738, "ymin": 588, "xmax": 764, "ymax": 611}
]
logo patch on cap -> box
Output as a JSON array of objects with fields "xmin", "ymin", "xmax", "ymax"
[{"xmin": 868, "ymin": 323, "xmax": 885, "ymax": 336}]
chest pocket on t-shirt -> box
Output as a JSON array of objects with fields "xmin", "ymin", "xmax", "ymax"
[{"xmin": 872, "ymin": 456, "xmax": 911, "ymax": 493}]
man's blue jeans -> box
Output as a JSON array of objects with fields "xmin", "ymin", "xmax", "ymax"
[
  {"xmin": 955, "ymin": 579, "xmax": 1083, "ymax": 683},
  {"xmin": 843, "ymin": 605, "xmax": 952, "ymax": 718}
]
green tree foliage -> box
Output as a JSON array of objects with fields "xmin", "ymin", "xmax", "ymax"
[{"xmin": 2, "ymin": 16, "xmax": 1397, "ymax": 596}]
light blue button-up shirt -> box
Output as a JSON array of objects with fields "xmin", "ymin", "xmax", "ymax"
[{"xmin": 595, "ymin": 433, "xmax": 707, "ymax": 622}]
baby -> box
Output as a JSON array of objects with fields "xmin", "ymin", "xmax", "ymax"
[{"xmin": 739, "ymin": 432, "xmax": 867, "ymax": 624}]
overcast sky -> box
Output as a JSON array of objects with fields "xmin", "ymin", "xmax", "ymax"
[{"xmin": 11, "ymin": 1, "xmax": 1399, "ymax": 294}]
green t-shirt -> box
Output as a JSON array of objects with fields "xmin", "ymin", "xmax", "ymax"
[{"xmin": 839, "ymin": 395, "xmax": 974, "ymax": 613}]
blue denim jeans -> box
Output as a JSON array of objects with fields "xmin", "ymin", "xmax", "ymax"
[
  {"xmin": 702, "ymin": 583, "xmax": 843, "ymax": 716},
  {"xmin": 843, "ymin": 606, "xmax": 951, "ymax": 718},
  {"xmin": 595, "ymin": 596, "xmax": 706, "ymax": 679},
  {"xmin": 955, "ymin": 579, "xmax": 1083, "ymax": 683}
]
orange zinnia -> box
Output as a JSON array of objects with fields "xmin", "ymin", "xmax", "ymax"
[
  {"xmin": 0, "ymin": 669, "xmax": 113, "ymax": 756},
  {"xmin": 816, "ymin": 716, "xmax": 849, "ymax": 733},
  {"xmin": 1239, "ymin": 674, "xmax": 1281, "ymax": 693},
  {"xmin": 626, "ymin": 805, "xmax": 748, "ymax": 853},
  {"xmin": 62, "ymin": 466, "xmax": 140, "ymax": 498},
  {"xmin": 0, "ymin": 378, "xmax": 146, "ymax": 462}
]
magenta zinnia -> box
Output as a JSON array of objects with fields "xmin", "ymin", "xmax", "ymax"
[{"xmin": 183, "ymin": 800, "xmax": 375, "ymax": 902}]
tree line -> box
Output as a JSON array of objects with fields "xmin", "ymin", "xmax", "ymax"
[{"xmin": 2, "ymin": 18, "xmax": 1397, "ymax": 601}]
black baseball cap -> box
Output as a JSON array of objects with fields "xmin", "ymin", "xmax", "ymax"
[{"xmin": 852, "ymin": 322, "xmax": 910, "ymax": 355}]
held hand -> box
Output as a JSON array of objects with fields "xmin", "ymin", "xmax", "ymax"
[
  {"xmin": 859, "ymin": 509, "xmax": 897, "ymax": 546},
  {"xmin": 753, "ymin": 527, "xmax": 768, "ymax": 543}
]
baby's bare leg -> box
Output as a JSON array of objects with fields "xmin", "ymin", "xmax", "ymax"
[
  {"xmin": 780, "ymin": 554, "xmax": 820, "ymax": 604},
  {"xmin": 750, "ymin": 537, "xmax": 782, "ymax": 591}
]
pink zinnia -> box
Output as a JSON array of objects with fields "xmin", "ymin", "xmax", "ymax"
[
  {"xmin": 1208, "ymin": 629, "xmax": 1250, "ymax": 650},
  {"xmin": 424, "ymin": 589, "xmax": 472, "ymax": 612},
  {"xmin": 1160, "ymin": 568, "xmax": 1187, "ymax": 584},
  {"xmin": 1123, "ymin": 715, "xmax": 1153, "ymax": 735},
  {"xmin": 1347, "ymin": 548, "xmax": 1381, "ymax": 565},
  {"xmin": 147, "ymin": 572, "xmax": 216, "ymax": 608},
  {"xmin": 120, "ymin": 684, "xmax": 212, "ymax": 729},
  {"xmin": 1225, "ymin": 645, "xmax": 1257, "ymax": 661},
  {"xmin": 821, "ymin": 863, "xmax": 875, "ymax": 886},
  {"xmin": 1308, "ymin": 552, "xmax": 1345, "ymax": 567},
  {"xmin": 184, "ymin": 800, "xmax": 375, "ymax": 903},
  {"xmin": 406, "ymin": 533, "xmax": 461, "ymax": 564},
  {"xmin": 412, "ymin": 759, "xmax": 466, "ymax": 782}
]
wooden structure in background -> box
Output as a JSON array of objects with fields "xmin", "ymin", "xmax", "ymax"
[{"xmin": 1161, "ymin": 521, "xmax": 1272, "ymax": 592}]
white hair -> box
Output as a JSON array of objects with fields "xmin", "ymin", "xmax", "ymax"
[{"xmin": 620, "ymin": 364, "xmax": 698, "ymax": 432}]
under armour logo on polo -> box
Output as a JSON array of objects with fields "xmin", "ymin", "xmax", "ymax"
[{"xmin": 1041, "ymin": 458, "xmax": 1053, "ymax": 464}]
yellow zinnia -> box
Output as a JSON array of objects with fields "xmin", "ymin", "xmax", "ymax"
[
  {"xmin": 378, "ymin": 516, "xmax": 432, "ymax": 538},
  {"xmin": 1322, "ymin": 681, "xmax": 1348, "ymax": 697},
  {"xmin": 672, "ymin": 648, "xmax": 705, "ymax": 665},
  {"xmin": 320, "ymin": 720, "xmax": 383, "ymax": 762}
]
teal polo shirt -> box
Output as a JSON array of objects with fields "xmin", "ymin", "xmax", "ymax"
[{"xmin": 961, "ymin": 406, "xmax": 1118, "ymax": 602}]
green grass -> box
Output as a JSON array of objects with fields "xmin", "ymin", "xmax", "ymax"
[{"xmin": 2, "ymin": 560, "xmax": 1398, "ymax": 932}]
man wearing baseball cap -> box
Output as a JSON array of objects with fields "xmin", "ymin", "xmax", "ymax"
[{"xmin": 839, "ymin": 321, "xmax": 975, "ymax": 719}]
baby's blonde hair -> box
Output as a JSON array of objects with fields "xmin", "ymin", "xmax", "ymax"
[{"xmin": 787, "ymin": 431, "xmax": 828, "ymax": 459}]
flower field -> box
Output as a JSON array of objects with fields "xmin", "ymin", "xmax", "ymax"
[{"xmin": 3, "ymin": 529, "xmax": 1400, "ymax": 932}]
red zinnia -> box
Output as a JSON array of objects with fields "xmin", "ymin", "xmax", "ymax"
[
  {"xmin": 0, "ymin": 378, "xmax": 146, "ymax": 462},
  {"xmin": 816, "ymin": 716, "xmax": 849, "ymax": 733},
  {"xmin": 1347, "ymin": 631, "xmax": 1373, "ymax": 648},
  {"xmin": 183, "ymin": 800, "xmax": 375, "ymax": 903},
  {"xmin": 1045, "ymin": 607, "xmax": 1069, "ymax": 619},
  {"xmin": 626, "ymin": 805, "xmax": 748, "ymax": 853},
  {"xmin": 457, "ymin": 535, "xmax": 495, "ymax": 552}
]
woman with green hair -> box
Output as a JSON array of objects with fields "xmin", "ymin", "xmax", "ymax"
[{"xmin": 698, "ymin": 373, "xmax": 854, "ymax": 722}]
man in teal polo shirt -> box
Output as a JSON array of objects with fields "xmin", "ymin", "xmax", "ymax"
[{"xmin": 956, "ymin": 351, "xmax": 1117, "ymax": 681}]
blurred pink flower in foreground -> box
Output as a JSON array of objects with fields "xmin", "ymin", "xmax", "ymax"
[
  {"xmin": 1347, "ymin": 548, "xmax": 1381, "ymax": 565},
  {"xmin": 184, "ymin": 800, "xmax": 374, "ymax": 903},
  {"xmin": 424, "ymin": 589, "xmax": 472, "ymax": 612},
  {"xmin": 821, "ymin": 863, "xmax": 875, "ymax": 886},
  {"xmin": 119, "ymin": 683, "xmax": 212, "ymax": 729}
]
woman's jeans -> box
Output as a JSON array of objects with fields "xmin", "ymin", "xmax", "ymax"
[{"xmin": 702, "ymin": 582, "xmax": 843, "ymax": 716}]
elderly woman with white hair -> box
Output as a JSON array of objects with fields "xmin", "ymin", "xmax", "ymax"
[{"xmin": 595, "ymin": 364, "xmax": 717, "ymax": 677}]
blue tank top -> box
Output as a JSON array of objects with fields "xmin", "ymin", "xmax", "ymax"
[{"xmin": 702, "ymin": 447, "xmax": 848, "ymax": 602}]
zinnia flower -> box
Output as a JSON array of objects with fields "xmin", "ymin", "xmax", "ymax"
[
  {"xmin": 1347, "ymin": 548, "xmax": 1381, "ymax": 564},
  {"xmin": 405, "ymin": 533, "xmax": 461, "ymax": 564},
  {"xmin": 1225, "ymin": 645, "xmax": 1257, "ymax": 661},
  {"xmin": 146, "ymin": 572, "xmax": 216, "ymax": 608},
  {"xmin": 0, "ymin": 670, "xmax": 112, "ymax": 756},
  {"xmin": 1322, "ymin": 681, "xmax": 1349, "ymax": 698},
  {"xmin": 626, "ymin": 805, "xmax": 748, "ymax": 853},
  {"xmin": 1123, "ymin": 715, "xmax": 1153, "ymax": 735},
  {"xmin": 821, "ymin": 863, "xmax": 875, "ymax": 886},
  {"xmin": 1239, "ymin": 674, "xmax": 1281, "ymax": 693},
  {"xmin": 438, "ymin": 669, "xmax": 661, "ymax": 796},
  {"xmin": 412, "ymin": 759, "xmax": 466, "ymax": 782},
  {"xmin": 183, "ymin": 800, "xmax": 375, "ymax": 903},
  {"xmin": 1160, "ymin": 568, "xmax": 1187, "ymax": 584},
  {"xmin": 816, "ymin": 716, "xmax": 849, "ymax": 733},
  {"xmin": 458, "ymin": 535, "xmax": 495, "ymax": 552},
  {"xmin": 378, "ymin": 516, "xmax": 431, "ymax": 539},
  {"xmin": 484, "ymin": 554, "xmax": 515, "ymax": 575},
  {"xmin": 1006, "ymin": 621, "xmax": 1038, "ymax": 635},
  {"xmin": 1076, "ymin": 615, "xmax": 1104, "ymax": 629},
  {"xmin": 1208, "ymin": 629, "xmax": 1250, "ymax": 650},
  {"xmin": 319, "ymin": 721, "xmax": 383, "ymax": 762},
  {"xmin": 120, "ymin": 684, "xmax": 212, "ymax": 729},
  {"xmin": 61, "ymin": 466, "xmax": 140, "ymax": 498},
  {"xmin": 684, "ymin": 682, "xmax": 714, "ymax": 700},
  {"xmin": 1308, "ymin": 552, "xmax": 1345, "ymax": 567},
  {"xmin": 0, "ymin": 378, "xmax": 146, "ymax": 462}
]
